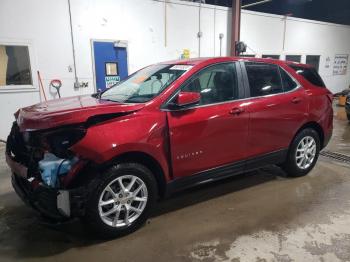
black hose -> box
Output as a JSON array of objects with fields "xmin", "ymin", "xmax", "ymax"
[{"xmin": 56, "ymin": 159, "xmax": 68, "ymax": 177}]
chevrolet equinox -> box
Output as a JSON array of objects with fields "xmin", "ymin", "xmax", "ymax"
[{"xmin": 6, "ymin": 57, "xmax": 333, "ymax": 238}]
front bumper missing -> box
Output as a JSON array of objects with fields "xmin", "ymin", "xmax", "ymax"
[{"xmin": 7, "ymin": 153, "xmax": 86, "ymax": 220}]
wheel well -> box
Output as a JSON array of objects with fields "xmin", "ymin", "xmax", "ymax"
[
  {"xmin": 108, "ymin": 152, "xmax": 167, "ymax": 197},
  {"xmin": 293, "ymin": 122, "xmax": 324, "ymax": 148}
]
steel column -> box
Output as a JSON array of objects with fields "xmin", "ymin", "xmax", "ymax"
[{"xmin": 230, "ymin": 0, "xmax": 241, "ymax": 56}]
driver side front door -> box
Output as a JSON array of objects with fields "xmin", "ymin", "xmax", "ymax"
[{"xmin": 166, "ymin": 62, "xmax": 249, "ymax": 179}]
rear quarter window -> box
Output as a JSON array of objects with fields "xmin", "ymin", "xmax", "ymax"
[{"xmin": 289, "ymin": 65, "xmax": 326, "ymax": 88}]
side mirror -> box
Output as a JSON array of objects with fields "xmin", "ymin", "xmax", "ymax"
[
  {"xmin": 176, "ymin": 91, "xmax": 200, "ymax": 107},
  {"xmin": 168, "ymin": 91, "xmax": 200, "ymax": 110}
]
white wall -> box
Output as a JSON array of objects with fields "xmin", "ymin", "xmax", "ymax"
[
  {"xmin": 0, "ymin": 0, "xmax": 349, "ymax": 139},
  {"xmin": 241, "ymin": 10, "xmax": 350, "ymax": 94}
]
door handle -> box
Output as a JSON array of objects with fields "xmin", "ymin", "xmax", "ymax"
[
  {"xmin": 291, "ymin": 97, "xmax": 302, "ymax": 104},
  {"xmin": 229, "ymin": 107, "xmax": 245, "ymax": 115}
]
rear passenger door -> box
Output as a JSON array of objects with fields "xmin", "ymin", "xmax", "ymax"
[{"xmin": 243, "ymin": 62, "xmax": 308, "ymax": 158}]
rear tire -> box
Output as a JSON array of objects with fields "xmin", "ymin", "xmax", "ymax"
[
  {"xmin": 282, "ymin": 128, "xmax": 320, "ymax": 177},
  {"xmin": 84, "ymin": 163, "xmax": 157, "ymax": 239}
]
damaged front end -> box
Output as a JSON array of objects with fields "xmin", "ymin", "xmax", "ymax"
[{"xmin": 6, "ymin": 122, "xmax": 89, "ymax": 220}]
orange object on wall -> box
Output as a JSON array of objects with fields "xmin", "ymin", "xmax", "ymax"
[
  {"xmin": 0, "ymin": 46, "xmax": 8, "ymax": 86},
  {"xmin": 338, "ymin": 95, "xmax": 346, "ymax": 106}
]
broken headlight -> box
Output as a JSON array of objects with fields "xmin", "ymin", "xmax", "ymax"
[{"xmin": 44, "ymin": 127, "xmax": 86, "ymax": 158}]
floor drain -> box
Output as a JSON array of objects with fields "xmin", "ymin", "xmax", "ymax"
[{"xmin": 320, "ymin": 150, "xmax": 350, "ymax": 165}]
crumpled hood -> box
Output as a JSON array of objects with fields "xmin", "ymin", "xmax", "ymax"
[{"xmin": 16, "ymin": 95, "xmax": 145, "ymax": 131}]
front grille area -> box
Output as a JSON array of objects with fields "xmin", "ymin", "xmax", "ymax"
[
  {"xmin": 6, "ymin": 122, "xmax": 30, "ymax": 165},
  {"xmin": 6, "ymin": 122, "xmax": 42, "ymax": 178},
  {"xmin": 320, "ymin": 150, "xmax": 350, "ymax": 165}
]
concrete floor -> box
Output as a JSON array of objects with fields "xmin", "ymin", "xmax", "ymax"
[{"xmin": 1, "ymin": 106, "xmax": 350, "ymax": 262}]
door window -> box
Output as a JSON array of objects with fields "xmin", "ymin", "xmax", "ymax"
[
  {"xmin": 245, "ymin": 62, "xmax": 283, "ymax": 97},
  {"xmin": 182, "ymin": 63, "xmax": 238, "ymax": 105},
  {"xmin": 279, "ymin": 68, "xmax": 298, "ymax": 91},
  {"xmin": 105, "ymin": 62, "xmax": 118, "ymax": 76}
]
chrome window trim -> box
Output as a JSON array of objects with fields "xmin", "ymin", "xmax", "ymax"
[{"xmin": 161, "ymin": 85, "xmax": 302, "ymax": 112}]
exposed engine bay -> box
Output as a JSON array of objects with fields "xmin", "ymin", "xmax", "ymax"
[{"xmin": 6, "ymin": 122, "xmax": 88, "ymax": 219}]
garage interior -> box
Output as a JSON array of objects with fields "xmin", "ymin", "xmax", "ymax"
[{"xmin": 1, "ymin": 0, "xmax": 350, "ymax": 261}]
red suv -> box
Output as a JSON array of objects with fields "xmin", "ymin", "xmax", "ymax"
[{"xmin": 6, "ymin": 57, "xmax": 333, "ymax": 237}]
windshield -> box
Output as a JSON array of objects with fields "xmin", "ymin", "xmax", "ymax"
[{"xmin": 100, "ymin": 64, "xmax": 190, "ymax": 103}]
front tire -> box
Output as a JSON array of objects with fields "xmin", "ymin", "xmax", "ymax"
[
  {"xmin": 282, "ymin": 128, "xmax": 320, "ymax": 177},
  {"xmin": 84, "ymin": 163, "xmax": 157, "ymax": 238}
]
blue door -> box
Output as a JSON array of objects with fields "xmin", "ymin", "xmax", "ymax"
[{"xmin": 93, "ymin": 41, "xmax": 128, "ymax": 91}]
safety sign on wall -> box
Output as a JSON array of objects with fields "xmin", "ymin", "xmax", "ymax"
[
  {"xmin": 105, "ymin": 76, "xmax": 120, "ymax": 89},
  {"xmin": 333, "ymin": 54, "xmax": 349, "ymax": 75}
]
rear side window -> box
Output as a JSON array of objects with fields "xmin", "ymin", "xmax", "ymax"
[
  {"xmin": 245, "ymin": 62, "xmax": 283, "ymax": 97},
  {"xmin": 279, "ymin": 68, "xmax": 298, "ymax": 92},
  {"xmin": 289, "ymin": 65, "xmax": 325, "ymax": 87}
]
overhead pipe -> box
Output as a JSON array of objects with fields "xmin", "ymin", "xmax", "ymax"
[
  {"xmin": 242, "ymin": 0, "xmax": 272, "ymax": 8},
  {"xmin": 67, "ymin": 0, "xmax": 79, "ymax": 89},
  {"xmin": 198, "ymin": 1, "xmax": 202, "ymax": 57},
  {"xmin": 164, "ymin": 0, "xmax": 167, "ymax": 47}
]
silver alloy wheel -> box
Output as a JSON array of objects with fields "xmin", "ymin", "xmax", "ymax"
[
  {"xmin": 295, "ymin": 136, "xmax": 317, "ymax": 170},
  {"xmin": 98, "ymin": 175, "xmax": 148, "ymax": 228}
]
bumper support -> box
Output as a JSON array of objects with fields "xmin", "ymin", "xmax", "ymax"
[{"xmin": 11, "ymin": 171, "xmax": 87, "ymax": 220}]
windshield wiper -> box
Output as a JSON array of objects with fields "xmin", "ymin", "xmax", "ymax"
[{"xmin": 92, "ymin": 90, "xmax": 103, "ymax": 99}]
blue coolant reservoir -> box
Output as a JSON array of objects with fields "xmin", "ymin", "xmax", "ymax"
[{"xmin": 39, "ymin": 153, "xmax": 78, "ymax": 187}]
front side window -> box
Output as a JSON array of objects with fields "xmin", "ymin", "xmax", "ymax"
[
  {"xmin": 245, "ymin": 62, "xmax": 283, "ymax": 97},
  {"xmin": 101, "ymin": 64, "xmax": 188, "ymax": 103},
  {"xmin": 182, "ymin": 63, "xmax": 238, "ymax": 105},
  {"xmin": 0, "ymin": 45, "xmax": 32, "ymax": 87}
]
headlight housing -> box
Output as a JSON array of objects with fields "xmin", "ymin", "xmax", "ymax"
[{"xmin": 44, "ymin": 127, "xmax": 86, "ymax": 158}]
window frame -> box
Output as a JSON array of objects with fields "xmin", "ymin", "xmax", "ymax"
[
  {"xmin": 0, "ymin": 40, "xmax": 38, "ymax": 92},
  {"xmin": 241, "ymin": 61, "xmax": 301, "ymax": 99},
  {"xmin": 162, "ymin": 61, "xmax": 245, "ymax": 110}
]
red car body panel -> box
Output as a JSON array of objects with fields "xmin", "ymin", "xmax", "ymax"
[
  {"xmin": 167, "ymin": 100, "xmax": 249, "ymax": 178},
  {"xmin": 16, "ymin": 95, "xmax": 145, "ymax": 131},
  {"xmin": 70, "ymin": 109, "xmax": 172, "ymax": 182},
  {"xmin": 12, "ymin": 57, "xmax": 333, "ymax": 185},
  {"xmin": 246, "ymin": 87, "xmax": 309, "ymax": 157}
]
